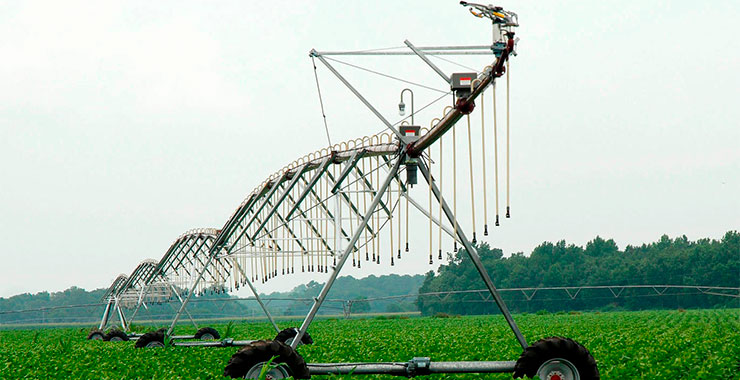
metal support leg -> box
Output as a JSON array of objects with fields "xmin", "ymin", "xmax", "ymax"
[
  {"xmin": 167, "ymin": 252, "xmax": 217, "ymax": 336},
  {"xmin": 98, "ymin": 301, "xmax": 112, "ymax": 330},
  {"xmin": 167, "ymin": 281, "xmax": 199, "ymax": 330},
  {"xmin": 418, "ymin": 160, "xmax": 528, "ymax": 349},
  {"xmin": 291, "ymin": 156, "xmax": 403, "ymax": 349},
  {"xmin": 233, "ymin": 259, "xmax": 281, "ymax": 333},
  {"xmin": 127, "ymin": 286, "xmax": 150, "ymax": 329},
  {"xmin": 114, "ymin": 299, "xmax": 128, "ymax": 332}
]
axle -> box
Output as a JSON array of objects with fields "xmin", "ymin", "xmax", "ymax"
[{"xmin": 307, "ymin": 358, "xmax": 517, "ymax": 377}]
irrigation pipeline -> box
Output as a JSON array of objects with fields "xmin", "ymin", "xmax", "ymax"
[{"xmin": 2, "ymin": 285, "xmax": 736, "ymax": 317}]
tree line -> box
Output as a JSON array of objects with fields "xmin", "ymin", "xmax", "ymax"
[{"xmin": 417, "ymin": 231, "xmax": 739, "ymax": 315}]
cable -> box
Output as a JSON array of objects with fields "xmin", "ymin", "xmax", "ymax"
[
  {"xmin": 428, "ymin": 53, "xmax": 480, "ymax": 72},
  {"xmin": 324, "ymin": 56, "xmax": 448, "ymax": 94},
  {"xmin": 311, "ymin": 56, "xmax": 333, "ymax": 148}
]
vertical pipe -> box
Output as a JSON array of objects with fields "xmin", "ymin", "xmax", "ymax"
[
  {"xmin": 493, "ymin": 84, "xmax": 500, "ymax": 226},
  {"xmin": 466, "ymin": 114, "xmax": 477, "ymax": 243},
  {"xmin": 506, "ymin": 60, "xmax": 511, "ymax": 218},
  {"xmin": 453, "ymin": 122, "xmax": 458, "ymax": 251},
  {"xmin": 480, "ymin": 91, "xmax": 489, "ymax": 235},
  {"xmin": 438, "ymin": 133, "xmax": 444, "ymax": 260}
]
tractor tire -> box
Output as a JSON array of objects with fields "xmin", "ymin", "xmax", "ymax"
[
  {"xmin": 194, "ymin": 326, "xmax": 220, "ymax": 340},
  {"xmin": 224, "ymin": 340, "xmax": 310, "ymax": 379},
  {"xmin": 87, "ymin": 329, "xmax": 105, "ymax": 340},
  {"xmin": 513, "ymin": 336, "xmax": 599, "ymax": 380},
  {"xmin": 275, "ymin": 327, "xmax": 313, "ymax": 346},
  {"xmin": 134, "ymin": 330, "xmax": 167, "ymax": 348},
  {"xmin": 103, "ymin": 329, "xmax": 129, "ymax": 342}
]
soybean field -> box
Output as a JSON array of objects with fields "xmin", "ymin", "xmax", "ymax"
[{"xmin": 1, "ymin": 309, "xmax": 738, "ymax": 379}]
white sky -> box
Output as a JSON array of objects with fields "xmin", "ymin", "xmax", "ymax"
[{"xmin": 1, "ymin": 1, "xmax": 738, "ymax": 298}]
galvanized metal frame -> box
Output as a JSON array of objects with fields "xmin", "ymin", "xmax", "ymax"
[{"xmin": 142, "ymin": 17, "xmax": 535, "ymax": 376}]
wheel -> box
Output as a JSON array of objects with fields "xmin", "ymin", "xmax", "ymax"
[
  {"xmin": 194, "ymin": 326, "xmax": 220, "ymax": 340},
  {"xmin": 223, "ymin": 340, "xmax": 310, "ymax": 379},
  {"xmin": 103, "ymin": 329, "xmax": 130, "ymax": 342},
  {"xmin": 275, "ymin": 327, "xmax": 313, "ymax": 346},
  {"xmin": 87, "ymin": 329, "xmax": 105, "ymax": 340},
  {"xmin": 513, "ymin": 337, "xmax": 599, "ymax": 380},
  {"xmin": 134, "ymin": 330, "xmax": 167, "ymax": 348}
]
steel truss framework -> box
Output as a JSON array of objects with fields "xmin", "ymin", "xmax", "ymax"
[
  {"xmin": 99, "ymin": 228, "xmax": 284, "ymax": 335},
  {"xmin": 160, "ymin": 6, "xmax": 539, "ymax": 376},
  {"xmin": 101, "ymin": 4, "xmax": 612, "ymax": 378}
]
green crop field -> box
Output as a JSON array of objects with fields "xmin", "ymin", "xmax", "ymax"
[{"xmin": 1, "ymin": 309, "xmax": 738, "ymax": 379}]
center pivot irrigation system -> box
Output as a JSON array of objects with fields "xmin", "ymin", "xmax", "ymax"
[{"xmin": 93, "ymin": 3, "xmax": 601, "ymax": 379}]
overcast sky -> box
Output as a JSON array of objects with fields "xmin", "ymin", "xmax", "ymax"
[{"xmin": 1, "ymin": 1, "xmax": 738, "ymax": 298}]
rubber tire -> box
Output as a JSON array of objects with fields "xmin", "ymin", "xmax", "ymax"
[
  {"xmin": 275, "ymin": 327, "xmax": 314, "ymax": 345},
  {"xmin": 87, "ymin": 329, "xmax": 105, "ymax": 340},
  {"xmin": 194, "ymin": 326, "xmax": 220, "ymax": 340},
  {"xmin": 103, "ymin": 329, "xmax": 130, "ymax": 342},
  {"xmin": 134, "ymin": 330, "xmax": 166, "ymax": 348},
  {"xmin": 513, "ymin": 336, "xmax": 599, "ymax": 379},
  {"xmin": 224, "ymin": 340, "xmax": 310, "ymax": 379}
]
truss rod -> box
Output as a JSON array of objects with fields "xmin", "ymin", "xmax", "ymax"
[
  {"xmin": 232, "ymin": 259, "xmax": 281, "ymax": 333},
  {"xmin": 419, "ymin": 160, "xmax": 527, "ymax": 349},
  {"xmin": 252, "ymin": 163, "xmax": 310, "ymax": 240},
  {"xmin": 310, "ymin": 50, "xmax": 403, "ymax": 140},
  {"xmin": 291, "ymin": 156, "xmax": 403, "ymax": 348},
  {"xmin": 405, "ymin": 39, "xmax": 451, "ymax": 84}
]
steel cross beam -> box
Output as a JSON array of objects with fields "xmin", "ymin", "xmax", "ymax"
[
  {"xmin": 418, "ymin": 160, "xmax": 528, "ymax": 349},
  {"xmin": 331, "ymin": 150, "xmax": 364, "ymax": 193},
  {"xmin": 251, "ymin": 163, "xmax": 310, "ymax": 240},
  {"xmin": 297, "ymin": 175, "xmax": 352, "ymax": 243},
  {"xmin": 216, "ymin": 193, "xmax": 258, "ymax": 249},
  {"xmin": 227, "ymin": 175, "xmax": 288, "ymax": 253},
  {"xmin": 168, "ymin": 237, "xmax": 211, "ymax": 279},
  {"xmin": 325, "ymin": 169, "xmax": 376, "ymax": 238},
  {"xmin": 165, "ymin": 238, "xmax": 197, "ymax": 277},
  {"xmin": 291, "ymin": 156, "xmax": 404, "ymax": 348},
  {"xmin": 284, "ymin": 191, "xmax": 334, "ymax": 254},
  {"xmin": 161, "ymin": 240, "xmax": 191, "ymax": 277},
  {"xmin": 162, "ymin": 239, "xmax": 207, "ymax": 275},
  {"xmin": 261, "ymin": 197, "xmax": 309, "ymax": 254},
  {"xmin": 285, "ymin": 156, "xmax": 333, "ymax": 220},
  {"xmin": 352, "ymin": 163, "xmax": 393, "ymax": 217},
  {"xmin": 313, "ymin": 44, "xmax": 495, "ymax": 56}
]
